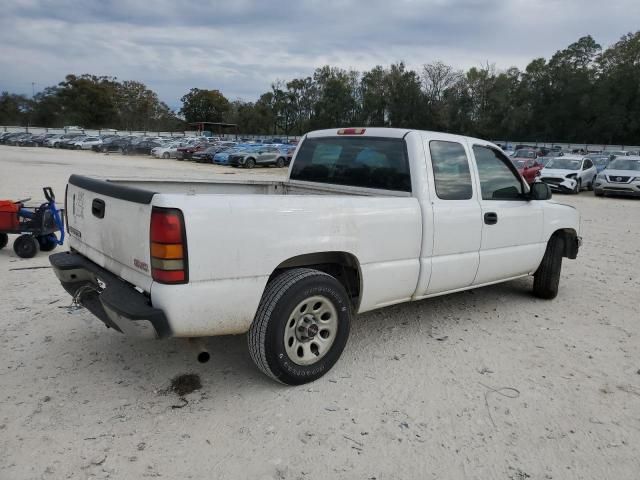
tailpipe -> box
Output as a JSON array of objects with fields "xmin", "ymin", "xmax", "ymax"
[{"xmin": 188, "ymin": 338, "xmax": 210, "ymax": 363}]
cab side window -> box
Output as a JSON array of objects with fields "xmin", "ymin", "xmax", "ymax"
[
  {"xmin": 429, "ymin": 141, "xmax": 473, "ymax": 200},
  {"xmin": 473, "ymin": 146, "xmax": 525, "ymax": 200},
  {"xmin": 583, "ymin": 159, "xmax": 593, "ymax": 170}
]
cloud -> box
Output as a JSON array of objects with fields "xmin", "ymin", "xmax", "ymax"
[{"xmin": 0, "ymin": 0, "xmax": 638, "ymax": 109}]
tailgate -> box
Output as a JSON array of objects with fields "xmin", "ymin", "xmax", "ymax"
[{"xmin": 66, "ymin": 175, "xmax": 155, "ymax": 292}]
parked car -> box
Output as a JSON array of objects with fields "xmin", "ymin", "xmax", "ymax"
[
  {"xmin": 586, "ymin": 154, "xmax": 610, "ymax": 173},
  {"xmin": 512, "ymin": 158, "xmax": 544, "ymax": 184},
  {"xmin": 73, "ymin": 136, "xmax": 102, "ymax": 150},
  {"xmin": 176, "ymin": 142, "xmax": 209, "ymax": 160},
  {"xmin": 512, "ymin": 148, "xmax": 539, "ymax": 161},
  {"xmin": 212, "ymin": 147, "xmax": 245, "ymax": 165},
  {"xmin": 50, "ymin": 127, "xmax": 581, "ymax": 385},
  {"xmin": 538, "ymin": 155, "xmax": 597, "ymax": 193},
  {"xmin": 31, "ymin": 133, "xmax": 60, "ymax": 147},
  {"xmin": 123, "ymin": 141, "xmax": 161, "ymax": 155},
  {"xmin": 17, "ymin": 134, "xmax": 40, "ymax": 146},
  {"xmin": 53, "ymin": 134, "xmax": 84, "ymax": 148},
  {"xmin": 44, "ymin": 135, "xmax": 65, "ymax": 147},
  {"xmin": 594, "ymin": 156, "xmax": 640, "ymax": 197},
  {"xmin": 100, "ymin": 137, "xmax": 131, "ymax": 153},
  {"xmin": 151, "ymin": 142, "xmax": 186, "ymax": 159},
  {"xmin": 17, "ymin": 133, "xmax": 43, "ymax": 146},
  {"xmin": 608, "ymin": 150, "xmax": 630, "ymax": 158},
  {"xmin": 6, "ymin": 133, "xmax": 32, "ymax": 146},
  {"xmin": 192, "ymin": 145, "xmax": 231, "ymax": 163},
  {"xmin": 228, "ymin": 146, "xmax": 288, "ymax": 168}
]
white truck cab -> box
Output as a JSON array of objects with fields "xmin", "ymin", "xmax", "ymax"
[{"xmin": 50, "ymin": 128, "xmax": 581, "ymax": 384}]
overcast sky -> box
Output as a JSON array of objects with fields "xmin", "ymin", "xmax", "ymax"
[{"xmin": 1, "ymin": 0, "xmax": 638, "ymax": 109}]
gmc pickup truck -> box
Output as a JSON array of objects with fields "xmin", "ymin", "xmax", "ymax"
[{"xmin": 50, "ymin": 128, "xmax": 581, "ymax": 385}]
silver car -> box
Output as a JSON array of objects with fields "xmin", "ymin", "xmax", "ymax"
[
  {"xmin": 594, "ymin": 156, "xmax": 640, "ymax": 197},
  {"xmin": 227, "ymin": 146, "xmax": 287, "ymax": 168}
]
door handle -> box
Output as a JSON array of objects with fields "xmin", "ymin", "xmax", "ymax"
[
  {"xmin": 92, "ymin": 199, "xmax": 105, "ymax": 219},
  {"xmin": 484, "ymin": 212, "xmax": 498, "ymax": 225}
]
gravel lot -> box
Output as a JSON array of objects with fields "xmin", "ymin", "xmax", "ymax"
[{"xmin": 1, "ymin": 146, "xmax": 639, "ymax": 480}]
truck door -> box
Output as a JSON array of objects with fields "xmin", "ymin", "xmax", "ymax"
[
  {"xmin": 422, "ymin": 138, "xmax": 482, "ymax": 295},
  {"xmin": 469, "ymin": 143, "xmax": 545, "ymax": 284}
]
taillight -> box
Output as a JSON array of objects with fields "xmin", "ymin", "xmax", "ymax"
[
  {"xmin": 337, "ymin": 128, "xmax": 366, "ymax": 135},
  {"xmin": 150, "ymin": 207, "xmax": 188, "ymax": 284}
]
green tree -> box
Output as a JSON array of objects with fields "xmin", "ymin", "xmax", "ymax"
[
  {"xmin": 55, "ymin": 74, "xmax": 119, "ymax": 128},
  {"xmin": 0, "ymin": 92, "xmax": 31, "ymax": 125},
  {"xmin": 179, "ymin": 88, "xmax": 230, "ymax": 124}
]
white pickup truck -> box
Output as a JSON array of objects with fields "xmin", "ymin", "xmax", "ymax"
[{"xmin": 50, "ymin": 128, "xmax": 581, "ymax": 384}]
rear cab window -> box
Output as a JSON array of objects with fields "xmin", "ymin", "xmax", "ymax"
[
  {"xmin": 429, "ymin": 141, "xmax": 473, "ymax": 200},
  {"xmin": 290, "ymin": 137, "xmax": 411, "ymax": 192}
]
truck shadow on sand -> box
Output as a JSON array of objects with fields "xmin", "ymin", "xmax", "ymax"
[{"xmin": 42, "ymin": 276, "xmax": 540, "ymax": 398}]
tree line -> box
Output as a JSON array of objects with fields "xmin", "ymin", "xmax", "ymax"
[{"xmin": 1, "ymin": 31, "xmax": 638, "ymax": 144}]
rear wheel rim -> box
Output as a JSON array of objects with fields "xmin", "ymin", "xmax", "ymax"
[{"xmin": 284, "ymin": 295, "xmax": 338, "ymax": 366}]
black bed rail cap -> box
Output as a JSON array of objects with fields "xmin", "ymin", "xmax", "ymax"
[{"xmin": 68, "ymin": 174, "xmax": 156, "ymax": 204}]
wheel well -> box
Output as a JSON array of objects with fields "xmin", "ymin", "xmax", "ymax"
[
  {"xmin": 551, "ymin": 228, "xmax": 578, "ymax": 259},
  {"xmin": 270, "ymin": 252, "xmax": 362, "ymax": 311}
]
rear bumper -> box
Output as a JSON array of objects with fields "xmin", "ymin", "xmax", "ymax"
[{"xmin": 49, "ymin": 251, "xmax": 171, "ymax": 339}]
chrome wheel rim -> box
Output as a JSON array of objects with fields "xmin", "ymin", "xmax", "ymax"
[{"xmin": 284, "ymin": 295, "xmax": 338, "ymax": 366}]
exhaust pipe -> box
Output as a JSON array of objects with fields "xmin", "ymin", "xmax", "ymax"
[{"xmin": 188, "ymin": 338, "xmax": 210, "ymax": 363}]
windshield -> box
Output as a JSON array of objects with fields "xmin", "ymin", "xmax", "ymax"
[
  {"xmin": 608, "ymin": 159, "xmax": 640, "ymax": 171},
  {"xmin": 514, "ymin": 149, "xmax": 535, "ymax": 158},
  {"xmin": 545, "ymin": 158, "xmax": 582, "ymax": 170}
]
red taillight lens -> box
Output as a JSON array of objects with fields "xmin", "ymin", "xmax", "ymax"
[
  {"xmin": 150, "ymin": 207, "xmax": 188, "ymax": 284},
  {"xmin": 151, "ymin": 210, "xmax": 183, "ymax": 243}
]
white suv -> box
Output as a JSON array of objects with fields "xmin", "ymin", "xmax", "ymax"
[{"xmin": 539, "ymin": 155, "xmax": 598, "ymax": 193}]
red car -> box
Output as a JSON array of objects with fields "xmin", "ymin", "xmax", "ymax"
[
  {"xmin": 512, "ymin": 158, "xmax": 544, "ymax": 184},
  {"xmin": 176, "ymin": 142, "xmax": 208, "ymax": 161}
]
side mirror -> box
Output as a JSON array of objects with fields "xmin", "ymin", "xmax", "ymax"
[{"xmin": 530, "ymin": 182, "xmax": 552, "ymax": 201}]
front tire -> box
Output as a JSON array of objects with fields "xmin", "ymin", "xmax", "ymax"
[
  {"xmin": 276, "ymin": 157, "xmax": 285, "ymax": 168},
  {"xmin": 37, "ymin": 234, "xmax": 58, "ymax": 252},
  {"xmin": 0, "ymin": 233, "xmax": 8, "ymax": 249},
  {"xmin": 594, "ymin": 189, "xmax": 604, "ymax": 197},
  {"xmin": 245, "ymin": 158, "xmax": 256, "ymax": 169},
  {"xmin": 13, "ymin": 235, "xmax": 39, "ymax": 258},
  {"xmin": 162, "ymin": 152, "xmax": 170, "ymax": 159},
  {"xmin": 573, "ymin": 179, "xmax": 581, "ymax": 194},
  {"xmin": 533, "ymin": 235, "xmax": 564, "ymax": 299},
  {"xmin": 248, "ymin": 268, "xmax": 351, "ymax": 385}
]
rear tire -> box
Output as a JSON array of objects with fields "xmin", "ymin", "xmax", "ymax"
[
  {"xmin": 533, "ymin": 235, "xmax": 564, "ymax": 299},
  {"xmin": 13, "ymin": 235, "xmax": 39, "ymax": 258},
  {"xmin": 0, "ymin": 233, "xmax": 8, "ymax": 249},
  {"xmin": 245, "ymin": 158, "xmax": 256, "ymax": 169},
  {"xmin": 276, "ymin": 157, "xmax": 285, "ymax": 168},
  {"xmin": 248, "ymin": 268, "xmax": 351, "ymax": 385}
]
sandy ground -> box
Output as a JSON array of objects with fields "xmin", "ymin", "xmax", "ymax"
[{"xmin": 1, "ymin": 146, "xmax": 639, "ymax": 480}]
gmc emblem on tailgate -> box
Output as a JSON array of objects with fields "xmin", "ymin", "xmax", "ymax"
[{"xmin": 134, "ymin": 259, "xmax": 149, "ymax": 272}]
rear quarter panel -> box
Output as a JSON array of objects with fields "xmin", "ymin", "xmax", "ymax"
[{"xmin": 150, "ymin": 193, "xmax": 422, "ymax": 336}]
